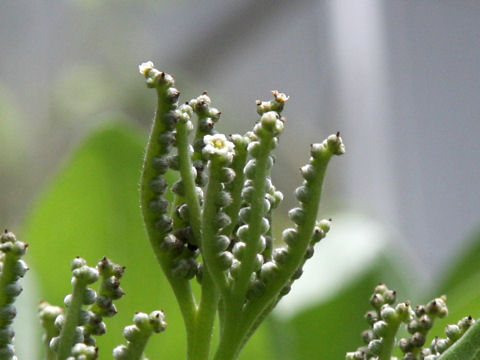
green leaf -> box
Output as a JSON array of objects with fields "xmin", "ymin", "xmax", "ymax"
[
  {"xmin": 21, "ymin": 119, "xmax": 274, "ymax": 359},
  {"xmin": 22, "ymin": 120, "xmax": 181, "ymax": 359}
]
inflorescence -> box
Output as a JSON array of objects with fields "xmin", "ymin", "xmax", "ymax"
[
  {"xmin": 138, "ymin": 61, "xmax": 344, "ymax": 360},
  {"xmin": 346, "ymin": 284, "xmax": 476, "ymax": 360}
]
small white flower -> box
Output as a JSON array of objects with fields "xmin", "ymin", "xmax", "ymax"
[
  {"xmin": 272, "ymin": 90, "xmax": 289, "ymax": 103},
  {"xmin": 139, "ymin": 61, "xmax": 154, "ymax": 76},
  {"xmin": 203, "ymin": 134, "xmax": 235, "ymax": 161}
]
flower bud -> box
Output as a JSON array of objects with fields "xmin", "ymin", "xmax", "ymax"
[
  {"xmin": 300, "ymin": 164, "xmax": 316, "ymax": 181},
  {"xmin": 149, "ymin": 196, "xmax": 169, "ymax": 213},
  {"xmin": 151, "ymin": 156, "xmax": 169, "ymax": 174},
  {"xmin": 54, "ymin": 314, "xmax": 65, "ymax": 330},
  {"xmin": 83, "ymin": 288, "xmax": 97, "ymax": 305},
  {"xmin": 411, "ymin": 332, "xmax": 426, "ymax": 347},
  {"xmin": 150, "ymin": 176, "xmax": 168, "ymax": 194},
  {"xmin": 229, "ymin": 259, "xmax": 241, "ymax": 279},
  {"xmin": 215, "ymin": 191, "xmax": 232, "ymax": 208},
  {"xmin": 162, "ymin": 110, "xmax": 180, "ymax": 130},
  {"xmin": 171, "ymin": 259, "xmax": 197, "ymax": 279},
  {"xmin": 246, "ymin": 280, "xmax": 265, "ymax": 300},
  {"xmin": 288, "ymin": 207, "xmax": 305, "ymax": 225},
  {"xmin": 380, "ymin": 305, "xmax": 397, "ymax": 323},
  {"xmin": 216, "ymin": 212, "xmax": 231, "ymax": 229},
  {"xmin": 247, "ymin": 141, "xmax": 261, "ymax": 157},
  {"xmin": 282, "ymin": 228, "xmax": 298, "ymax": 247},
  {"xmin": 273, "ymin": 247, "xmax": 289, "ymax": 265},
  {"xmin": 365, "ymin": 311, "xmax": 379, "ymax": 325},
  {"xmin": 73, "ymin": 266, "xmax": 99, "ymax": 284},
  {"xmin": 326, "ymin": 133, "xmax": 345, "ymax": 155},
  {"xmin": 154, "ymin": 215, "xmax": 173, "ymax": 233},
  {"xmin": 4, "ymin": 283, "xmax": 22, "ymax": 297},
  {"xmin": 113, "ymin": 345, "xmax": 128, "ymax": 360},
  {"xmin": 149, "ymin": 310, "xmax": 167, "ymax": 333},
  {"xmin": 244, "ymin": 160, "xmax": 256, "ymax": 179},
  {"xmin": 171, "ymin": 180, "xmax": 185, "ymax": 196},
  {"xmin": 71, "ymin": 257, "xmax": 87, "ymax": 271},
  {"xmin": 458, "ymin": 316, "xmax": 475, "ymax": 331},
  {"xmin": 218, "ymin": 252, "xmax": 234, "ymax": 270},
  {"xmin": 259, "ymin": 262, "xmax": 278, "ymax": 283},
  {"xmin": 253, "ymin": 254, "xmax": 264, "ymax": 272},
  {"xmin": 236, "ymin": 225, "xmax": 249, "ymax": 241},
  {"xmin": 367, "ymin": 339, "xmax": 382, "ymax": 355}
]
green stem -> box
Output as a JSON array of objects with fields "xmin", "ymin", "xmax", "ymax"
[
  {"xmin": 222, "ymin": 139, "xmax": 248, "ymax": 238},
  {"xmin": 202, "ymin": 157, "xmax": 230, "ymax": 295},
  {"xmin": 233, "ymin": 137, "xmax": 273, "ymax": 300},
  {"xmin": 378, "ymin": 319, "xmax": 401, "ymax": 360},
  {"xmin": 176, "ymin": 120, "xmax": 203, "ymax": 244},
  {"xmin": 188, "ymin": 272, "xmax": 218, "ymax": 360},
  {"xmin": 141, "ymin": 88, "xmax": 197, "ymax": 347},
  {"xmin": 124, "ymin": 330, "xmax": 152, "ymax": 360},
  {"xmin": 56, "ymin": 280, "xmax": 87, "ymax": 360},
  {"xmin": 238, "ymin": 148, "xmax": 335, "ymax": 350},
  {"xmin": 438, "ymin": 319, "xmax": 480, "ymax": 360}
]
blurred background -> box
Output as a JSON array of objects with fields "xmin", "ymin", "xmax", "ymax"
[{"xmin": 1, "ymin": 1, "xmax": 480, "ymax": 359}]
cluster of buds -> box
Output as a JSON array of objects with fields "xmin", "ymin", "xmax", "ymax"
[
  {"xmin": 346, "ymin": 284, "xmax": 474, "ymax": 360},
  {"xmin": 45, "ymin": 256, "xmax": 126, "ymax": 360},
  {"xmin": 139, "ymin": 61, "xmax": 344, "ymax": 359},
  {"xmin": 113, "ymin": 310, "xmax": 167, "ymax": 360},
  {"xmin": 0, "ymin": 230, "xmax": 28, "ymax": 359}
]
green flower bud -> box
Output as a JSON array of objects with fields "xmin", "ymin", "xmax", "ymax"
[
  {"xmin": 166, "ymin": 87, "xmax": 180, "ymax": 103},
  {"xmin": 288, "ymin": 207, "xmax": 305, "ymax": 225},
  {"xmin": 244, "ymin": 160, "xmax": 256, "ymax": 179},
  {"xmin": 50, "ymin": 336, "xmax": 60, "ymax": 351},
  {"xmin": 282, "ymin": 228, "xmax": 298, "ymax": 246},
  {"xmin": 149, "ymin": 196, "xmax": 169, "ymax": 213},
  {"xmin": 370, "ymin": 293, "xmax": 385, "ymax": 309},
  {"xmin": 213, "ymin": 235, "xmax": 230, "ymax": 252},
  {"xmin": 72, "ymin": 266, "xmax": 99, "ymax": 284},
  {"xmin": 372, "ymin": 320, "xmax": 388, "ymax": 337},
  {"xmin": 154, "ymin": 214, "xmax": 173, "ymax": 233},
  {"xmin": 418, "ymin": 315, "xmax": 433, "ymax": 332},
  {"xmin": 232, "ymin": 242, "xmax": 246, "ymax": 260},
  {"xmin": 78, "ymin": 309, "xmax": 90, "ymax": 325},
  {"xmin": 216, "ymin": 212, "xmax": 231, "ymax": 229},
  {"xmin": 433, "ymin": 338, "xmax": 450, "ymax": 354},
  {"xmin": 458, "ymin": 316, "xmax": 475, "ymax": 331},
  {"xmin": 246, "ymin": 280, "xmax": 265, "ymax": 300},
  {"xmin": 149, "ymin": 310, "xmax": 167, "ymax": 333},
  {"xmin": 236, "ymin": 225, "xmax": 249, "ymax": 241},
  {"xmin": 64, "ymin": 294, "xmax": 73, "ymax": 307},
  {"xmin": 171, "ymin": 259, "xmax": 198, "ymax": 279},
  {"xmin": 162, "ymin": 110, "xmax": 180, "ymax": 130},
  {"xmin": 71, "ymin": 257, "xmax": 87, "ymax": 271},
  {"xmin": 4, "ymin": 283, "xmax": 22, "ymax": 297},
  {"xmin": 426, "ymin": 297, "xmax": 448, "ymax": 318},
  {"xmin": 133, "ymin": 312, "xmax": 150, "ymax": 329},
  {"xmin": 326, "ymin": 133, "xmax": 345, "ymax": 155},
  {"xmin": 12, "ymin": 259, "xmax": 28, "ymax": 278},
  {"xmin": 295, "ymin": 185, "xmax": 310, "ymax": 203},
  {"xmin": 209, "ymin": 107, "xmax": 221, "ymax": 121},
  {"xmin": 219, "ymin": 167, "xmax": 235, "ymax": 183},
  {"xmin": 54, "ymin": 314, "xmax": 65, "ymax": 330},
  {"xmin": 151, "ymin": 156, "xmax": 169, "ymax": 174},
  {"xmin": 259, "ymin": 217, "xmax": 270, "ymax": 234},
  {"xmin": 159, "ymin": 234, "xmax": 183, "ymax": 255},
  {"xmin": 218, "ymin": 252, "xmax": 234, "ymax": 270},
  {"xmin": 367, "ymin": 338, "xmax": 382, "ymax": 355},
  {"xmin": 215, "ymin": 191, "xmax": 232, "ymax": 207},
  {"xmin": 239, "ymin": 207, "xmax": 251, "ymax": 222},
  {"xmin": 291, "ymin": 267, "xmax": 303, "ymax": 280},
  {"xmin": 0, "ymin": 328, "xmax": 14, "ymax": 344},
  {"xmin": 150, "ymin": 176, "xmax": 168, "ymax": 194},
  {"xmin": 398, "ymin": 338, "xmax": 412, "ymax": 353},
  {"xmin": 361, "ymin": 329, "xmax": 375, "ymax": 344},
  {"xmin": 253, "ymin": 254, "xmax": 264, "ymax": 272},
  {"xmin": 403, "ymin": 352, "xmax": 417, "ymax": 360},
  {"xmin": 260, "ymin": 111, "xmax": 283, "ymax": 136},
  {"xmin": 123, "ymin": 325, "xmax": 141, "ymax": 342},
  {"xmin": 199, "ymin": 118, "xmax": 214, "ymax": 133},
  {"xmin": 157, "ymin": 132, "xmax": 175, "ymax": 150},
  {"xmin": 171, "ymin": 180, "xmax": 185, "ymax": 196},
  {"xmin": 304, "ymin": 246, "xmax": 314, "ymax": 259},
  {"xmin": 365, "ymin": 310, "xmax": 379, "ymax": 326},
  {"xmin": 395, "ymin": 302, "xmax": 411, "ymax": 321},
  {"xmin": 83, "ymin": 288, "xmax": 97, "ymax": 305},
  {"xmin": 241, "ymin": 186, "xmax": 255, "ymax": 202},
  {"xmin": 280, "ymin": 284, "xmax": 291, "ymax": 296},
  {"xmin": 259, "ymin": 262, "xmax": 278, "ymax": 283},
  {"xmin": 300, "ymin": 164, "xmax": 316, "ymax": 181},
  {"xmin": 445, "ymin": 324, "xmax": 461, "ymax": 341},
  {"xmin": 229, "ymin": 260, "xmax": 241, "ymax": 279},
  {"xmin": 411, "ymin": 332, "xmax": 426, "ymax": 347},
  {"xmin": 273, "ymin": 247, "xmax": 289, "ymax": 265},
  {"xmin": 247, "ymin": 141, "xmax": 261, "ymax": 157},
  {"xmin": 380, "ymin": 305, "xmax": 397, "ymax": 323},
  {"xmin": 113, "ymin": 345, "xmax": 128, "ymax": 360}
]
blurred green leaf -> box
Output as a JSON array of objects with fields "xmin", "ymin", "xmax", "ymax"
[{"xmin": 21, "ymin": 119, "xmax": 274, "ymax": 359}]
